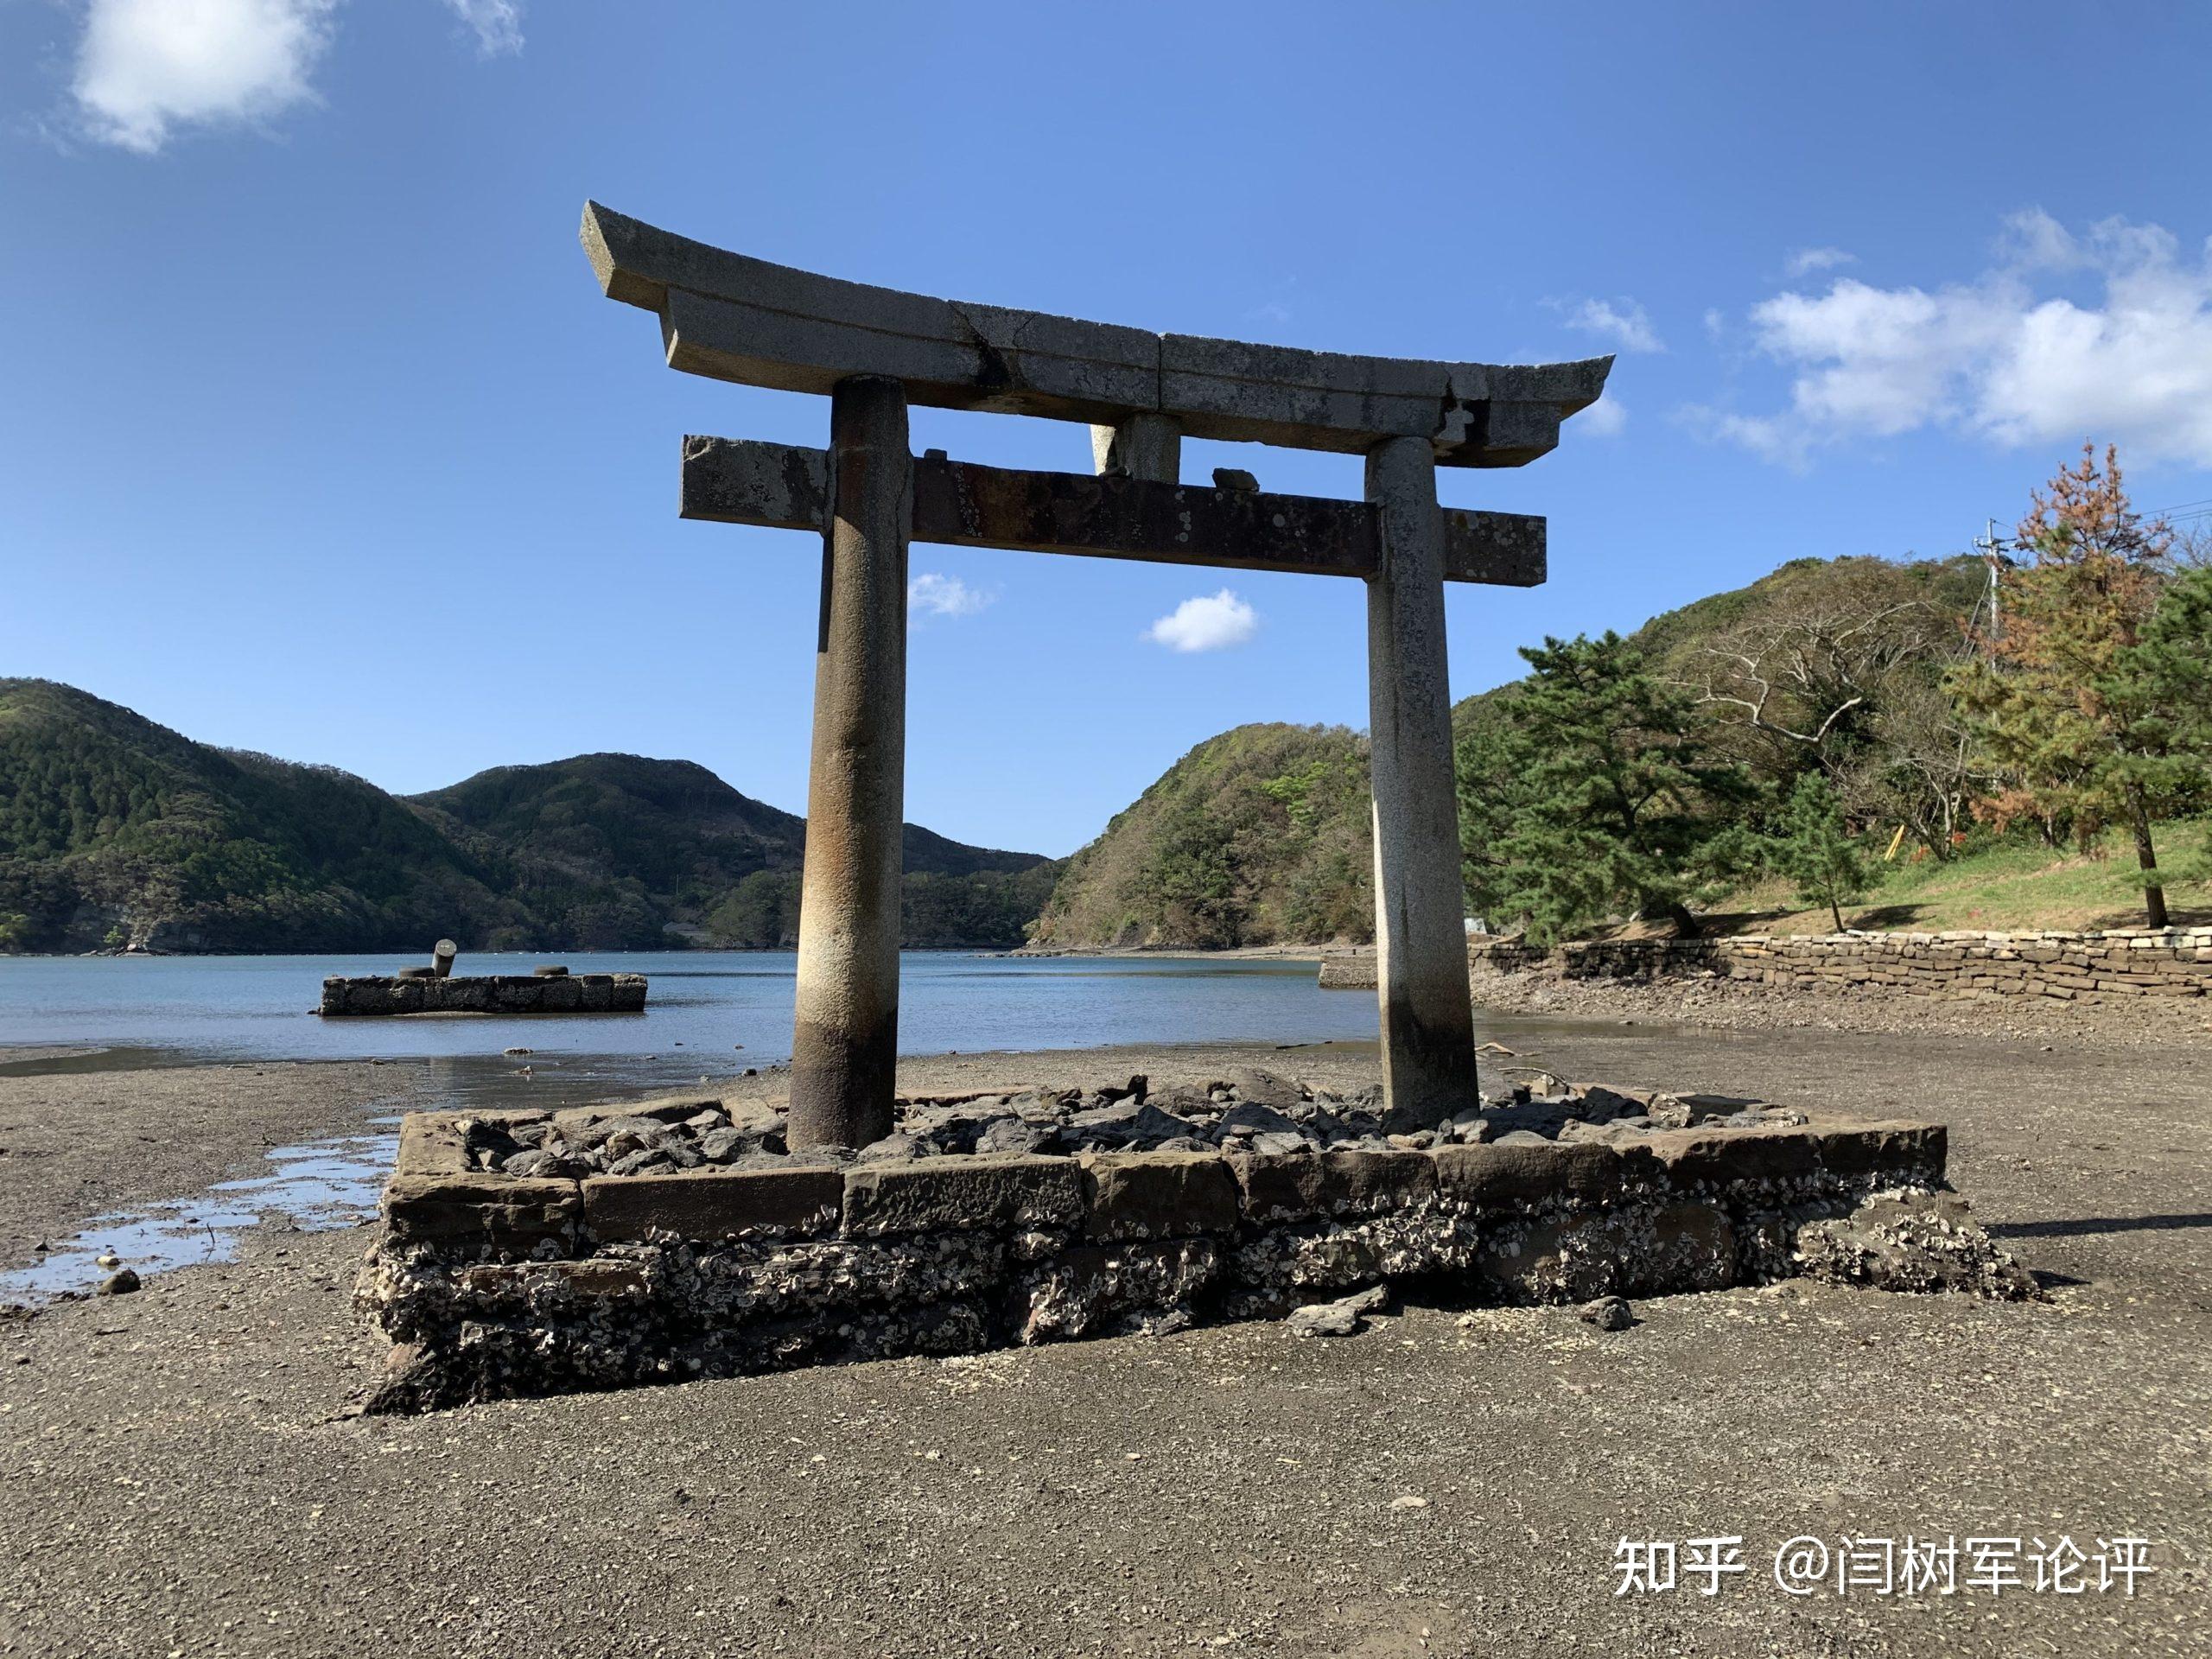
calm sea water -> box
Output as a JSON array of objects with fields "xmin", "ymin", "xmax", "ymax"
[
  {"xmin": 0, "ymin": 950, "xmax": 1376, "ymax": 1078},
  {"xmin": 0, "ymin": 951, "xmax": 1384, "ymax": 1300}
]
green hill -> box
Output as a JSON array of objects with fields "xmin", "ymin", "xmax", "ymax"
[
  {"xmin": 0, "ymin": 680, "xmax": 1053, "ymax": 954},
  {"xmin": 1028, "ymin": 723, "xmax": 1374, "ymax": 950},
  {"xmin": 1033, "ymin": 554, "xmax": 2000, "ymax": 950}
]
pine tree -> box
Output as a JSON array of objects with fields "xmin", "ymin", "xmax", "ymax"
[
  {"xmin": 1952, "ymin": 446, "xmax": 2183, "ymax": 927},
  {"xmin": 2103, "ymin": 563, "xmax": 2212, "ymax": 885},
  {"xmin": 1459, "ymin": 632, "xmax": 1753, "ymax": 946},
  {"xmin": 1769, "ymin": 772, "xmax": 1872, "ymax": 931}
]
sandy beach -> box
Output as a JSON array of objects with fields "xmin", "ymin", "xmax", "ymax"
[{"xmin": 3, "ymin": 1021, "xmax": 2207, "ymax": 1657}]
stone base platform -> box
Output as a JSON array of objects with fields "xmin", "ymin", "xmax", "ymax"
[
  {"xmin": 356, "ymin": 1080, "xmax": 2032, "ymax": 1413},
  {"xmin": 319, "ymin": 974, "xmax": 647, "ymax": 1016}
]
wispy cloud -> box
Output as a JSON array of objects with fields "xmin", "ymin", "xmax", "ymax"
[
  {"xmin": 1688, "ymin": 211, "xmax": 2212, "ymax": 469},
  {"xmin": 1550, "ymin": 297, "xmax": 1664, "ymax": 354},
  {"xmin": 1578, "ymin": 397, "xmax": 1627, "ymax": 437},
  {"xmin": 1784, "ymin": 246, "xmax": 1857, "ymax": 278},
  {"xmin": 444, "ymin": 0, "xmax": 523, "ymax": 57},
  {"xmin": 1145, "ymin": 589, "xmax": 1257, "ymax": 652},
  {"xmin": 72, "ymin": 0, "xmax": 338, "ymax": 154},
  {"xmin": 909, "ymin": 572, "xmax": 995, "ymax": 619}
]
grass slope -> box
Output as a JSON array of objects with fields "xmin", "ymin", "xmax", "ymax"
[{"xmin": 1709, "ymin": 819, "xmax": 2211, "ymax": 935}]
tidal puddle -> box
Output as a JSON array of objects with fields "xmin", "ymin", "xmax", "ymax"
[{"xmin": 0, "ymin": 1122, "xmax": 401, "ymax": 1304}]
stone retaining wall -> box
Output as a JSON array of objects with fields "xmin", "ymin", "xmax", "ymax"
[
  {"xmin": 319, "ymin": 974, "xmax": 648, "ymax": 1016},
  {"xmin": 357, "ymin": 1099, "xmax": 1961, "ymax": 1411},
  {"xmin": 1459, "ymin": 928, "xmax": 2212, "ymax": 1005}
]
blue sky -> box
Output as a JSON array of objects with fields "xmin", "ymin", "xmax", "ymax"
[{"xmin": 5, "ymin": 3, "xmax": 2211, "ymax": 857}]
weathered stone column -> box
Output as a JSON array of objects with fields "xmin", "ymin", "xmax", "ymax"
[
  {"xmin": 790, "ymin": 377, "xmax": 912, "ymax": 1149},
  {"xmin": 1363, "ymin": 435, "xmax": 1479, "ymax": 1128},
  {"xmin": 1090, "ymin": 412, "xmax": 1181, "ymax": 483}
]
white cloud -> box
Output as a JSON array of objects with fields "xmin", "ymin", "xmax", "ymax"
[
  {"xmin": 1578, "ymin": 397, "xmax": 1627, "ymax": 437},
  {"xmin": 1784, "ymin": 246, "xmax": 1857, "ymax": 278},
  {"xmin": 1695, "ymin": 212, "xmax": 2212, "ymax": 469},
  {"xmin": 67, "ymin": 0, "xmax": 524, "ymax": 153},
  {"xmin": 444, "ymin": 0, "xmax": 523, "ymax": 56},
  {"xmin": 1553, "ymin": 297, "xmax": 1664, "ymax": 354},
  {"xmin": 909, "ymin": 572, "xmax": 995, "ymax": 618},
  {"xmin": 73, "ymin": 0, "xmax": 337, "ymax": 153},
  {"xmin": 1145, "ymin": 589, "xmax": 1257, "ymax": 652}
]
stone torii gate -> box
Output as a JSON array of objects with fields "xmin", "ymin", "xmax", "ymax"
[{"xmin": 582, "ymin": 203, "xmax": 1611, "ymax": 1150}]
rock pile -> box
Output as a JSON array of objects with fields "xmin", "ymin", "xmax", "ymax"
[{"xmin": 455, "ymin": 1069, "xmax": 1815, "ymax": 1181}]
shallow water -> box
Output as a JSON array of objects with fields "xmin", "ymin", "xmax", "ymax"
[
  {"xmin": 0, "ymin": 950, "xmax": 1376, "ymax": 1075},
  {"xmin": 0, "ymin": 1122, "xmax": 401, "ymax": 1301}
]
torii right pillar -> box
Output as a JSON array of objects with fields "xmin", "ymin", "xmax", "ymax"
[{"xmin": 1364, "ymin": 435, "xmax": 1478, "ymax": 1130}]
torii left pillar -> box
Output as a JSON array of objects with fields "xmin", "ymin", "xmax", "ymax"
[{"xmin": 790, "ymin": 377, "xmax": 911, "ymax": 1149}]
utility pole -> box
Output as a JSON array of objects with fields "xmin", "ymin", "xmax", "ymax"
[{"xmin": 1971, "ymin": 518, "xmax": 2013, "ymax": 652}]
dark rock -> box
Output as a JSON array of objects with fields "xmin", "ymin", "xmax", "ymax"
[
  {"xmin": 532, "ymin": 965, "xmax": 570, "ymax": 977},
  {"xmin": 1144, "ymin": 1084, "xmax": 1211, "ymax": 1117},
  {"xmin": 1221, "ymin": 1069, "xmax": 1305, "ymax": 1113},
  {"xmin": 1219, "ymin": 1100, "xmax": 1302, "ymax": 1138},
  {"xmin": 855, "ymin": 1134, "xmax": 929, "ymax": 1165},
  {"xmin": 1285, "ymin": 1284, "xmax": 1387, "ymax": 1338},
  {"xmin": 1795, "ymin": 1189, "xmax": 2041, "ymax": 1300},
  {"xmin": 97, "ymin": 1268, "xmax": 141, "ymax": 1296},
  {"xmin": 1580, "ymin": 1295, "xmax": 1633, "ymax": 1332},
  {"xmin": 975, "ymin": 1117, "xmax": 1059, "ymax": 1157},
  {"xmin": 578, "ymin": 1116, "xmax": 670, "ymax": 1153},
  {"xmin": 696, "ymin": 1128, "xmax": 747, "ymax": 1163}
]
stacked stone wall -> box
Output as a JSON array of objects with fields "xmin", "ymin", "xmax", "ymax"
[
  {"xmin": 357, "ymin": 1099, "xmax": 1960, "ymax": 1411},
  {"xmin": 1462, "ymin": 927, "xmax": 2212, "ymax": 1005}
]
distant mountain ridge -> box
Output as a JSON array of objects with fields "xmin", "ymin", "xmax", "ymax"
[{"xmin": 0, "ymin": 679, "xmax": 1052, "ymax": 954}]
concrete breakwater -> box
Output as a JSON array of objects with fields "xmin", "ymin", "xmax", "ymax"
[
  {"xmin": 320, "ymin": 974, "xmax": 648, "ymax": 1016},
  {"xmin": 1322, "ymin": 927, "xmax": 2212, "ymax": 1005}
]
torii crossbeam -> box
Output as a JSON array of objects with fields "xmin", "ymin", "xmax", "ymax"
[{"xmin": 582, "ymin": 202, "xmax": 1612, "ymax": 1147}]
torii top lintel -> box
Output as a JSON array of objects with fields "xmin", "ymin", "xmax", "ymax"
[{"xmin": 582, "ymin": 203, "xmax": 1613, "ymax": 468}]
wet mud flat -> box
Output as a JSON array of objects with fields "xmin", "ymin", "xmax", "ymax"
[
  {"xmin": 0, "ymin": 1056, "xmax": 430, "ymax": 1266},
  {"xmin": 1, "ymin": 1026, "xmax": 2208, "ymax": 1656}
]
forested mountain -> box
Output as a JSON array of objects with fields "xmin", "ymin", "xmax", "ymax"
[
  {"xmin": 1027, "ymin": 723, "xmax": 1375, "ymax": 950},
  {"xmin": 0, "ymin": 680, "xmax": 1053, "ymax": 953},
  {"xmin": 22, "ymin": 503, "xmax": 2196, "ymax": 956},
  {"xmin": 1027, "ymin": 554, "xmax": 2004, "ymax": 950}
]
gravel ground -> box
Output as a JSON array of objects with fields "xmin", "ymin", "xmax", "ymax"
[{"xmin": 1, "ymin": 1023, "xmax": 2208, "ymax": 1658}]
